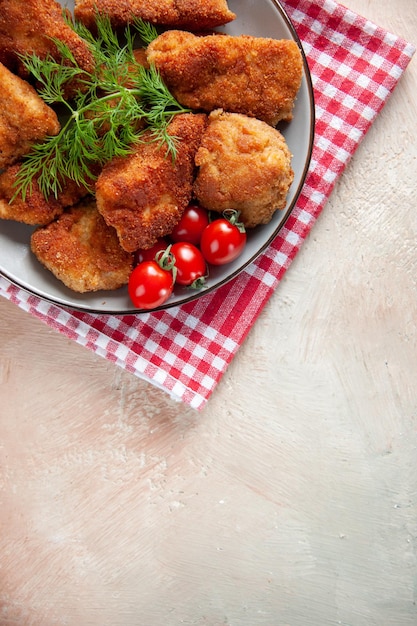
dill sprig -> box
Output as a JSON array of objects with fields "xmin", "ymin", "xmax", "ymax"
[
  {"xmin": 132, "ymin": 18, "xmax": 159, "ymax": 47},
  {"xmin": 13, "ymin": 15, "xmax": 189, "ymax": 200}
]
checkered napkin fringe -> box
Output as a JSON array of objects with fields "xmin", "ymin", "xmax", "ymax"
[{"xmin": 0, "ymin": 0, "xmax": 414, "ymax": 409}]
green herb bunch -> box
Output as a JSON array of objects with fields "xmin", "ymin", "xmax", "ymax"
[{"xmin": 14, "ymin": 16, "xmax": 190, "ymax": 200}]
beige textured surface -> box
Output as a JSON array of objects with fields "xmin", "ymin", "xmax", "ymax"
[{"xmin": 1, "ymin": 1, "xmax": 416, "ymax": 624}]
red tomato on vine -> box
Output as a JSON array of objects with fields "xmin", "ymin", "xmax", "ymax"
[
  {"xmin": 133, "ymin": 238, "xmax": 168, "ymax": 265},
  {"xmin": 128, "ymin": 249, "xmax": 176, "ymax": 309},
  {"xmin": 170, "ymin": 242, "xmax": 207, "ymax": 287},
  {"xmin": 200, "ymin": 210, "xmax": 247, "ymax": 266},
  {"xmin": 170, "ymin": 203, "xmax": 209, "ymax": 246}
]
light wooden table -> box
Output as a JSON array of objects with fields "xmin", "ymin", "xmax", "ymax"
[{"xmin": 1, "ymin": 1, "xmax": 416, "ymax": 624}]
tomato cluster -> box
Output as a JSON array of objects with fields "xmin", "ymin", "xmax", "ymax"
[{"xmin": 128, "ymin": 204, "xmax": 247, "ymax": 309}]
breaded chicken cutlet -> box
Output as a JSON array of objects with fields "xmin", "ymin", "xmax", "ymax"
[
  {"xmin": 31, "ymin": 198, "xmax": 134, "ymax": 292},
  {"xmin": 0, "ymin": 61, "xmax": 60, "ymax": 169},
  {"xmin": 74, "ymin": 0, "xmax": 235, "ymax": 31},
  {"xmin": 0, "ymin": 0, "xmax": 94, "ymax": 98},
  {"xmin": 0, "ymin": 164, "xmax": 90, "ymax": 225},
  {"xmin": 194, "ymin": 111, "xmax": 294, "ymax": 228},
  {"xmin": 147, "ymin": 31, "xmax": 303, "ymax": 126},
  {"xmin": 95, "ymin": 113, "xmax": 207, "ymax": 252}
]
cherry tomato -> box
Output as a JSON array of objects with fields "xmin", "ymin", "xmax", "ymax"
[
  {"xmin": 134, "ymin": 238, "xmax": 168, "ymax": 265},
  {"xmin": 170, "ymin": 242, "xmax": 207, "ymax": 287},
  {"xmin": 200, "ymin": 216, "xmax": 247, "ymax": 266},
  {"xmin": 128, "ymin": 260, "xmax": 174, "ymax": 309},
  {"xmin": 170, "ymin": 203, "xmax": 209, "ymax": 246}
]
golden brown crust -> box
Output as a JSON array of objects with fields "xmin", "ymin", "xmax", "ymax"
[
  {"xmin": 147, "ymin": 31, "xmax": 303, "ymax": 126},
  {"xmin": 193, "ymin": 110, "xmax": 294, "ymax": 228},
  {"xmin": 132, "ymin": 47, "xmax": 149, "ymax": 69},
  {"xmin": 31, "ymin": 198, "xmax": 134, "ymax": 292},
  {"xmin": 0, "ymin": 62, "xmax": 60, "ymax": 169},
  {"xmin": 95, "ymin": 113, "xmax": 207, "ymax": 252},
  {"xmin": 0, "ymin": 164, "xmax": 91, "ymax": 225},
  {"xmin": 0, "ymin": 0, "xmax": 95, "ymax": 98},
  {"xmin": 74, "ymin": 0, "xmax": 235, "ymax": 31}
]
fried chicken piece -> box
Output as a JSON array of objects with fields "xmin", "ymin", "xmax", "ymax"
[
  {"xmin": 0, "ymin": 164, "xmax": 90, "ymax": 225},
  {"xmin": 74, "ymin": 0, "xmax": 235, "ymax": 31},
  {"xmin": 0, "ymin": 61, "xmax": 60, "ymax": 169},
  {"xmin": 0, "ymin": 0, "xmax": 94, "ymax": 98},
  {"xmin": 31, "ymin": 198, "xmax": 134, "ymax": 292},
  {"xmin": 96, "ymin": 113, "xmax": 207, "ymax": 252},
  {"xmin": 193, "ymin": 110, "xmax": 294, "ymax": 228},
  {"xmin": 132, "ymin": 48, "xmax": 149, "ymax": 68},
  {"xmin": 147, "ymin": 31, "xmax": 303, "ymax": 126}
]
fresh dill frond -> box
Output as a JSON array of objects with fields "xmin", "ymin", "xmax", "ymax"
[
  {"xmin": 137, "ymin": 63, "xmax": 182, "ymax": 115},
  {"xmin": 50, "ymin": 37, "xmax": 80, "ymax": 70},
  {"xmin": 19, "ymin": 52, "xmax": 86, "ymax": 104},
  {"xmin": 147, "ymin": 125, "xmax": 181, "ymax": 162},
  {"xmin": 13, "ymin": 15, "xmax": 190, "ymax": 201},
  {"xmin": 95, "ymin": 13, "xmax": 121, "ymax": 55},
  {"xmin": 133, "ymin": 18, "xmax": 159, "ymax": 46},
  {"xmin": 14, "ymin": 135, "xmax": 69, "ymax": 200}
]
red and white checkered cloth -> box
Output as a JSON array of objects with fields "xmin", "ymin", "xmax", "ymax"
[{"xmin": 1, "ymin": 0, "xmax": 414, "ymax": 409}]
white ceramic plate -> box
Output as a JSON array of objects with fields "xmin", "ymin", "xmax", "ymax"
[{"xmin": 0, "ymin": 0, "xmax": 314, "ymax": 313}]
